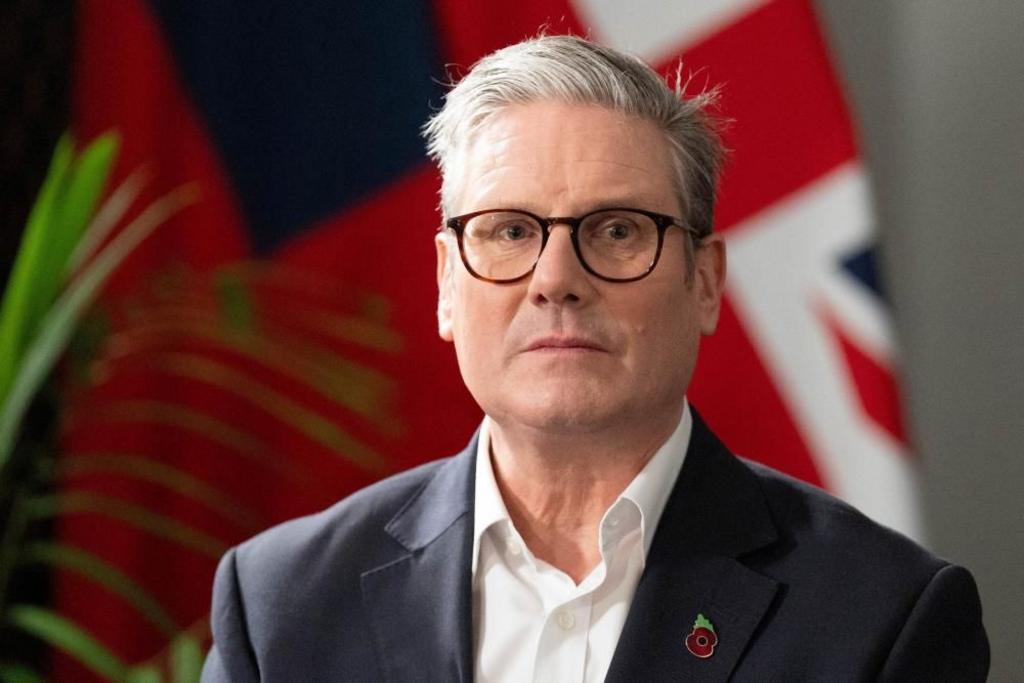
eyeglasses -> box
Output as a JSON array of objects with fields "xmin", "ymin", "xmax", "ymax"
[{"xmin": 444, "ymin": 207, "xmax": 703, "ymax": 283}]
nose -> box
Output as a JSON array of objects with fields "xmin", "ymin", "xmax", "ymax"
[{"xmin": 527, "ymin": 223, "xmax": 597, "ymax": 305}]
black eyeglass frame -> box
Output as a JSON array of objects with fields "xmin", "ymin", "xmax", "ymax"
[{"xmin": 443, "ymin": 207, "xmax": 705, "ymax": 284}]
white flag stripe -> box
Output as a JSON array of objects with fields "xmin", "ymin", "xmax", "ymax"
[
  {"xmin": 819, "ymin": 256, "xmax": 898, "ymax": 363},
  {"xmin": 572, "ymin": 0, "xmax": 769, "ymax": 64},
  {"xmin": 727, "ymin": 162, "xmax": 922, "ymax": 539}
]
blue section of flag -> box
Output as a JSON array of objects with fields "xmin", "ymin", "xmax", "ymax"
[
  {"xmin": 147, "ymin": 0, "xmax": 445, "ymax": 253},
  {"xmin": 841, "ymin": 244, "xmax": 885, "ymax": 300}
]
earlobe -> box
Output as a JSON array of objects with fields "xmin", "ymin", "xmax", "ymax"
[
  {"xmin": 435, "ymin": 233, "xmax": 455, "ymax": 342},
  {"xmin": 697, "ymin": 235, "xmax": 727, "ymax": 335}
]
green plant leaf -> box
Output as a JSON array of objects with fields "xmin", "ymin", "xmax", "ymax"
[
  {"xmin": 6, "ymin": 605, "xmax": 128, "ymax": 681},
  {"xmin": 53, "ymin": 133, "xmax": 120, "ymax": 280},
  {"xmin": 103, "ymin": 310, "xmax": 400, "ymax": 434},
  {"xmin": 67, "ymin": 309, "xmax": 112, "ymax": 386},
  {"xmin": 19, "ymin": 542, "xmax": 178, "ymax": 637},
  {"xmin": 300, "ymin": 310, "xmax": 403, "ymax": 352},
  {"xmin": 0, "ymin": 183, "xmax": 198, "ymax": 469},
  {"xmin": 78, "ymin": 399, "xmax": 302, "ymax": 481},
  {"xmin": 125, "ymin": 666, "xmax": 161, "ymax": 683},
  {"xmin": 66, "ymin": 167, "xmax": 148, "ymax": 274},
  {"xmin": 0, "ymin": 133, "xmax": 118, "ymax": 401},
  {"xmin": 25, "ymin": 491, "xmax": 228, "ymax": 559},
  {"xmin": 215, "ymin": 262, "xmax": 403, "ymax": 352},
  {"xmin": 214, "ymin": 270, "xmax": 254, "ymax": 332},
  {"xmin": 0, "ymin": 663, "xmax": 45, "ymax": 683},
  {"xmin": 0, "ymin": 133, "xmax": 74, "ymax": 400},
  {"xmin": 135, "ymin": 352, "xmax": 386, "ymax": 472},
  {"xmin": 58, "ymin": 452, "xmax": 262, "ymax": 531},
  {"xmin": 171, "ymin": 634, "xmax": 203, "ymax": 683}
]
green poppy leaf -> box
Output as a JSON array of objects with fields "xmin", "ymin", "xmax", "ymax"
[{"xmin": 695, "ymin": 613, "xmax": 715, "ymax": 632}]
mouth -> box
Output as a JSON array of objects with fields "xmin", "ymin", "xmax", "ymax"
[{"xmin": 523, "ymin": 336, "xmax": 608, "ymax": 353}]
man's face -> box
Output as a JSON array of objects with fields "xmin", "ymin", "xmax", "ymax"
[{"xmin": 435, "ymin": 101, "xmax": 725, "ymax": 435}]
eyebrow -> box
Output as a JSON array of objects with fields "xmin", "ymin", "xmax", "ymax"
[{"xmin": 586, "ymin": 197, "xmax": 668, "ymax": 212}]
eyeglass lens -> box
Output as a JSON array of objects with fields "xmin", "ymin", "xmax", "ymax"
[{"xmin": 461, "ymin": 210, "xmax": 660, "ymax": 281}]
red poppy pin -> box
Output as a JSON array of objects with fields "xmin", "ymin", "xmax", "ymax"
[{"xmin": 685, "ymin": 613, "xmax": 718, "ymax": 659}]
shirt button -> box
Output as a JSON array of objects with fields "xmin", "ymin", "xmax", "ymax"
[
  {"xmin": 507, "ymin": 539, "xmax": 522, "ymax": 556},
  {"xmin": 556, "ymin": 610, "xmax": 575, "ymax": 630},
  {"xmin": 607, "ymin": 516, "xmax": 620, "ymax": 528}
]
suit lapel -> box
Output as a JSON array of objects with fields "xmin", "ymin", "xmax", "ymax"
[
  {"xmin": 359, "ymin": 416, "xmax": 779, "ymax": 682},
  {"xmin": 606, "ymin": 412, "xmax": 781, "ymax": 682},
  {"xmin": 361, "ymin": 439, "xmax": 477, "ymax": 683}
]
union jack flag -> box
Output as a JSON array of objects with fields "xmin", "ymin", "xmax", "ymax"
[{"xmin": 48, "ymin": 0, "xmax": 919, "ymax": 678}]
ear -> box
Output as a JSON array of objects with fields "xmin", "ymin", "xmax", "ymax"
[
  {"xmin": 435, "ymin": 232, "xmax": 456, "ymax": 342},
  {"xmin": 694, "ymin": 234, "xmax": 727, "ymax": 335}
]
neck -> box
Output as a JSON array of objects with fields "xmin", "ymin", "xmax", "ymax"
[{"xmin": 487, "ymin": 408, "xmax": 681, "ymax": 583}]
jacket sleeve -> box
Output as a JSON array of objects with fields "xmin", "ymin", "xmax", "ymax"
[
  {"xmin": 202, "ymin": 548, "xmax": 260, "ymax": 683},
  {"xmin": 878, "ymin": 563, "xmax": 990, "ymax": 681}
]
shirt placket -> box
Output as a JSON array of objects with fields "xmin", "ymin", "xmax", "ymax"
[{"xmin": 532, "ymin": 590, "xmax": 595, "ymax": 683}]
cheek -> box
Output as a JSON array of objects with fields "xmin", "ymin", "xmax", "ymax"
[
  {"xmin": 450, "ymin": 284, "xmax": 515, "ymax": 367},
  {"xmin": 623, "ymin": 288, "xmax": 701, "ymax": 374}
]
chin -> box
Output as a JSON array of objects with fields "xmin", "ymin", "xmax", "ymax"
[{"xmin": 497, "ymin": 384, "xmax": 625, "ymax": 433}]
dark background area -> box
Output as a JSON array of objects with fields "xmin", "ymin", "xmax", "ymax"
[{"xmin": 1, "ymin": 0, "xmax": 73, "ymax": 285}]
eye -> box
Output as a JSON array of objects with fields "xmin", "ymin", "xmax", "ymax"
[
  {"xmin": 499, "ymin": 221, "xmax": 531, "ymax": 241},
  {"xmin": 492, "ymin": 218, "xmax": 540, "ymax": 243},
  {"xmin": 604, "ymin": 222, "xmax": 634, "ymax": 240},
  {"xmin": 464, "ymin": 213, "xmax": 540, "ymax": 243},
  {"xmin": 591, "ymin": 216, "xmax": 641, "ymax": 243}
]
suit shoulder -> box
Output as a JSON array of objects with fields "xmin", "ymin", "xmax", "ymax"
[
  {"xmin": 232, "ymin": 458, "xmax": 450, "ymax": 582},
  {"xmin": 740, "ymin": 457, "xmax": 946, "ymax": 580},
  {"xmin": 730, "ymin": 458, "xmax": 988, "ymax": 679}
]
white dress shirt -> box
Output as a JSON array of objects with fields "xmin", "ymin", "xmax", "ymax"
[{"xmin": 472, "ymin": 402, "xmax": 693, "ymax": 683}]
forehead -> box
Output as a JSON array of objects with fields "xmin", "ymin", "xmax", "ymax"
[{"xmin": 450, "ymin": 101, "xmax": 678, "ymax": 215}]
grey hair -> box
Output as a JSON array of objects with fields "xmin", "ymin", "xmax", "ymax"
[{"xmin": 422, "ymin": 34, "xmax": 726, "ymax": 236}]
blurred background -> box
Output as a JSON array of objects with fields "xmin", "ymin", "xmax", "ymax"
[{"xmin": 1, "ymin": 0, "xmax": 1021, "ymax": 680}]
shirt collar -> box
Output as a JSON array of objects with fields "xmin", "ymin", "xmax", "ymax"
[
  {"xmin": 619, "ymin": 400, "xmax": 692, "ymax": 557},
  {"xmin": 471, "ymin": 401, "xmax": 693, "ymax": 575},
  {"xmin": 472, "ymin": 417, "xmax": 510, "ymax": 574}
]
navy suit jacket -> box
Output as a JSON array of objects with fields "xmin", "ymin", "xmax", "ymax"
[{"xmin": 202, "ymin": 413, "xmax": 989, "ymax": 681}]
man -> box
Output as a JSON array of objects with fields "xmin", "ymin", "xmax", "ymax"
[{"xmin": 202, "ymin": 36, "xmax": 988, "ymax": 681}]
